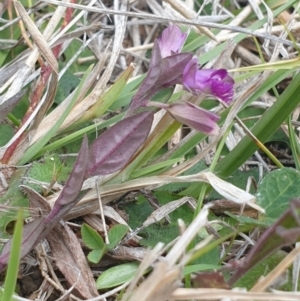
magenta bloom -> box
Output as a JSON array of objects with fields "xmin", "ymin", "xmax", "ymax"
[
  {"xmin": 183, "ymin": 58, "xmax": 234, "ymax": 103},
  {"xmin": 157, "ymin": 25, "xmax": 187, "ymax": 58},
  {"xmin": 153, "ymin": 101, "xmax": 220, "ymax": 135}
]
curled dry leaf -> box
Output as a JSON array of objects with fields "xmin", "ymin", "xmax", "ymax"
[
  {"xmin": 52, "ymin": 171, "xmax": 263, "ymax": 221},
  {"xmin": 13, "ymin": 1, "xmax": 58, "ymax": 73},
  {"xmin": 200, "ymin": 172, "xmax": 264, "ymax": 214},
  {"xmin": 47, "ymin": 221, "xmax": 98, "ymax": 298}
]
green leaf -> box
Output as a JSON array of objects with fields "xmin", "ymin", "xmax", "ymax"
[
  {"xmin": 24, "ymin": 153, "xmax": 75, "ymax": 194},
  {"xmin": 107, "ymin": 224, "xmax": 129, "ymax": 250},
  {"xmin": 256, "ymin": 168, "xmax": 300, "ymax": 219},
  {"xmin": 96, "ymin": 262, "xmax": 140, "ymax": 290},
  {"xmin": 183, "ymin": 264, "xmax": 222, "ymax": 276},
  {"xmin": 55, "ymin": 67, "xmax": 80, "ymax": 104},
  {"xmin": 2, "ymin": 209, "xmax": 23, "ymax": 301},
  {"xmin": 88, "ymin": 249, "xmax": 107, "ymax": 264},
  {"xmin": 0, "ymin": 125, "xmax": 14, "ymax": 147},
  {"xmin": 125, "ymin": 191, "xmax": 194, "ymax": 247},
  {"xmin": 81, "ymin": 223, "xmax": 106, "ymax": 250},
  {"xmin": 130, "ymin": 157, "xmax": 183, "ymax": 178},
  {"xmin": 0, "ymin": 168, "xmax": 28, "ymax": 240}
]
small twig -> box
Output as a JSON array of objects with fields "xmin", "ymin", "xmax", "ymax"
[{"xmin": 96, "ymin": 177, "xmax": 109, "ymax": 245}]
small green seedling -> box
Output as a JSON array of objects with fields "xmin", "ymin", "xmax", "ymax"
[{"xmin": 81, "ymin": 223, "xmax": 129, "ymax": 263}]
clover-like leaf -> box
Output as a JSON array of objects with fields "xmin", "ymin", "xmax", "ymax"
[{"xmin": 107, "ymin": 224, "xmax": 129, "ymax": 250}]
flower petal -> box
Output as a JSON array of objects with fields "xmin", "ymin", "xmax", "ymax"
[
  {"xmin": 157, "ymin": 25, "xmax": 187, "ymax": 58},
  {"xmin": 182, "ymin": 58, "xmax": 234, "ymax": 103}
]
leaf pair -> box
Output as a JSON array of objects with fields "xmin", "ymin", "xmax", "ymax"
[{"xmin": 81, "ymin": 223, "xmax": 129, "ymax": 263}]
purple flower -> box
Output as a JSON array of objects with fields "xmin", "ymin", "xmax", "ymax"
[
  {"xmin": 157, "ymin": 25, "xmax": 187, "ymax": 58},
  {"xmin": 149, "ymin": 101, "xmax": 220, "ymax": 135},
  {"xmin": 182, "ymin": 58, "xmax": 234, "ymax": 103}
]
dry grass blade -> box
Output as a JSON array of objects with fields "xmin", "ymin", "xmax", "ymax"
[
  {"xmin": 171, "ymin": 288, "xmax": 300, "ymax": 300},
  {"xmin": 47, "ymin": 222, "xmax": 98, "ymax": 299},
  {"xmin": 166, "ymin": 204, "xmax": 210, "ymax": 266},
  {"xmin": 141, "ymin": 196, "xmax": 192, "ymax": 229},
  {"xmin": 67, "ymin": 171, "xmax": 263, "ymax": 220},
  {"xmin": 125, "ymin": 261, "xmax": 181, "ymax": 301},
  {"xmin": 122, "ymin": 206, "xmax": 210, "ymax": 301},
  {"xmin": 29, "ymin": 59, "xmax": 104, "ymax": 145},
  {"xmin": 164, "ymin": 0, "xmax": 216, "ymax": 40},
  {"xmin": 13, "ymin": 1, "xmax": 58, "ymax": 73},
  {"xmin": 44, "ymin": 0, "xmax": 300, "ymax": 48}
]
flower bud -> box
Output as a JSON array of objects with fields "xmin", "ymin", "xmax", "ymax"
[
  {"xmin": 165, "ymin": 101, "xmax": 220, "ymax": 135},
  {"xmin": 157, "ymin": 25, "xmax": 187, "ymax": 58}
]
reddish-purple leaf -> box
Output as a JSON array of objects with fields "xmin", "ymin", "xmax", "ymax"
[
  {"xmin": 0, "ymin": 137, "xmax": 89, "ymax": 271},
  {"xmin": 86, "ymin": 111, "xmax": 154, "ymax": 177},
  {"xmin": 128, "ymin": 41, "xmax": 162, "ymax": 112},
  {"xmin": 159, "ymin": 52, "xmax": 193, "ymax": 87},
  {"xmin": 44, "ymin": 135, "xmax": 89, "ymax": 223},
  {"xmin": 229, "ymin": 199, "xmax": 300, "ymax": 285}
]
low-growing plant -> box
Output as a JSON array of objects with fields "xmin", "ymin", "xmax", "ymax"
[
  {"xmin": 1, "ymin": 1, "xmax": 300, "ymax": 299},
  {"xmin": 81, "ymin": 223, "xmax": 129, "ymax": 263}
]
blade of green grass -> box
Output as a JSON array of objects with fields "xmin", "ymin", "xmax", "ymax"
[
  {"xmin": 215, "ymin": 71, "xmax": 300, "ymax": 177},
  {"xmin": 2, "ymin": 209, "xmax": 23, "ymax": 301},
  {"xmin": 288, "ymin": 115, "xmax": 300, "ymax": 171},
  {"xmin": 130, "ymin": 157, "xmax": 183, "ymax": 178}
]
